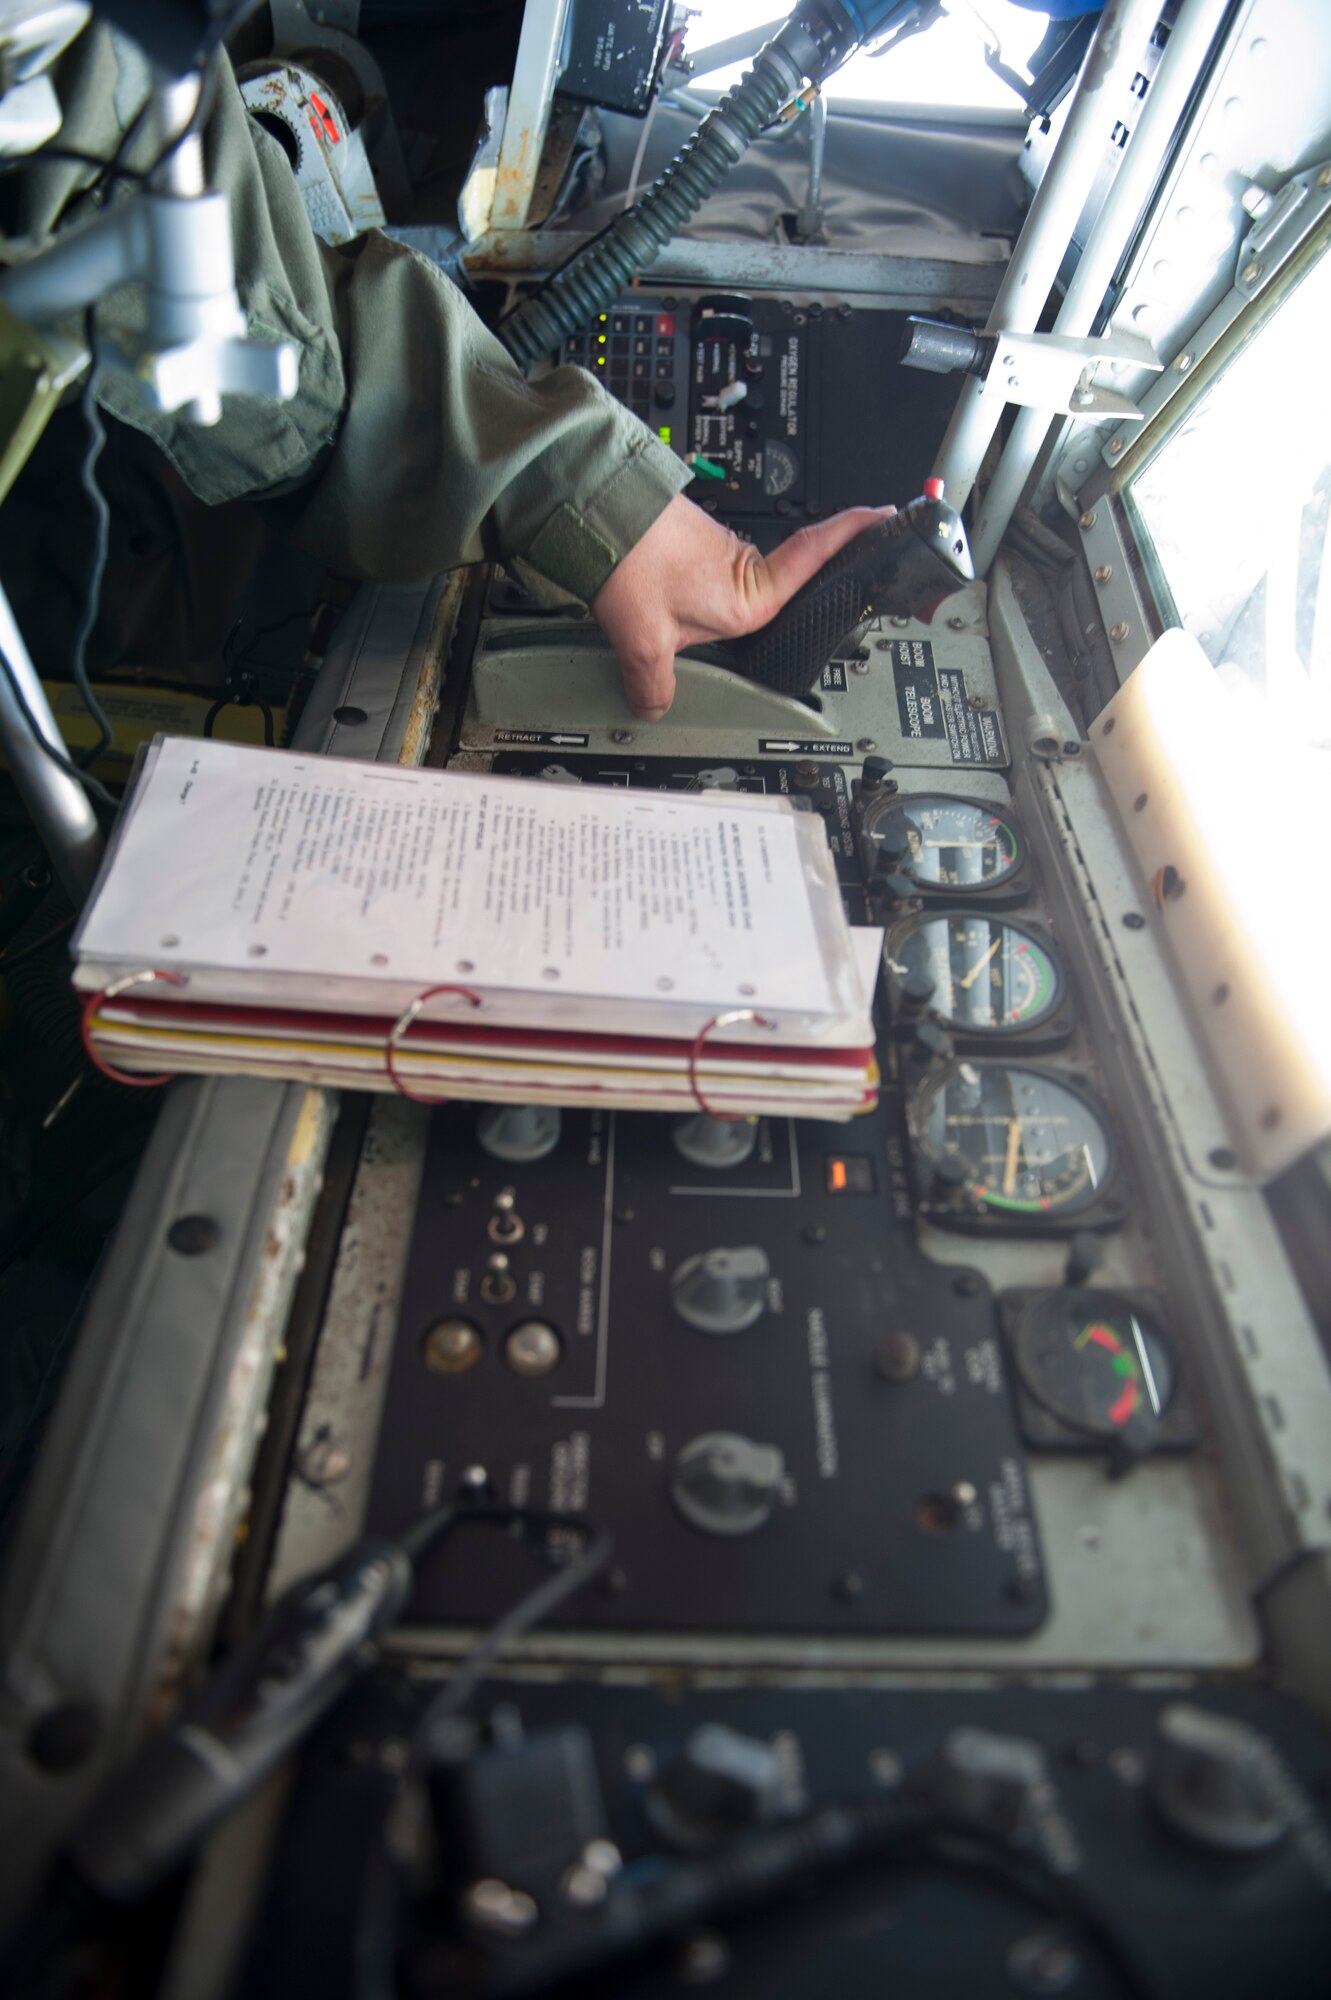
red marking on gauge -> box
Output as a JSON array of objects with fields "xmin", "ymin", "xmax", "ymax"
[
  {"xmin": 1110, "ymin": 1381, "xmax": 1138, "ymax": 1427},
  {"xmin": 1086, "ymin": 1323, "xmax": 1122, "ymax": 1354},
  {"xmin": 310, "ymin": 93, "xmax": 340, "ymax": 143}
]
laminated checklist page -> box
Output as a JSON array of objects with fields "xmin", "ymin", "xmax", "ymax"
[{"xmin": 73, "ymin": 738, "xmax": 871, "ymax": 1045}]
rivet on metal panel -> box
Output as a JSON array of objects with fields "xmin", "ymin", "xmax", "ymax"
[
  {"xmin": 1241, "ymin": 260, "xmax": 1264, "ymax": 285},
  {"xmin": 1175, "ymin": 351, "xmax": 1194, "ymax": 372},
  {"xmin": 1093, "ymin": 564, "xmax": 1113, "ymax": 584},
  {"xmin": 1110, "ymin": 621, "xmax": 1130, "ymax": 642},
  {"xmin": 1079, "ymin": 510, "xmax": 1096, "ymax": 530},
  {"xmin": 1107, "ymin": 436, "xmax": 1124, "ymax": 456}
]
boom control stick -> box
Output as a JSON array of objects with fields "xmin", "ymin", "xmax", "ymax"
[{"xmin": 728, "ymin": 480, "xmax": 974, "ymax": 697}]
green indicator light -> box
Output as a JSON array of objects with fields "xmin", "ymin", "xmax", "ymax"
[{"xmin": 658, "ymin": 424, "xmax": 672, "ymax": 445}]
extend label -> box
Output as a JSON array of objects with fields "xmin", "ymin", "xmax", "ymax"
[
  {"xmin": 889, "ymin": 641, "xmax": 1006, "ymax": 767},
  {"xmin": 492, "ymin": 729, "xmax": 590, "ymax": 747},
  {"xmin": 759, "ymin": 738, "xmax": 854, "ymax": 756}
]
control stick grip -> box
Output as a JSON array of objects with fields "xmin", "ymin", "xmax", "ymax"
[{"xmin": 730, "ymin": 492, "xmax": 974, "ymax": 697}]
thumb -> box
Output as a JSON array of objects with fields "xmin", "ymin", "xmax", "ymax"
[
  {"xmin": 614, "ymin": 641, "xmax": 677, "ymax": 722},
  {"xmin": 743, "ymin": 505, "xmax": 896, "ymax": 629}
]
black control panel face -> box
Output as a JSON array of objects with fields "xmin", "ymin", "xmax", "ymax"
[
  {"xmin": 561, "ymin": 297, "xmax": 956, "ymax": 543},
  {"xmin": 364, "ymin": 1085, "xmax": 1046, "ymax": 1638}
]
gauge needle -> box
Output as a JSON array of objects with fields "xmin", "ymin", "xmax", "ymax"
[
  {"xmin": 1002, "ymin": 1117, "xmax": 1023, "ymax": 1196},
  {"xmin": 956, "ymin": 936, "xmax": 1002, "ymax": 990}
]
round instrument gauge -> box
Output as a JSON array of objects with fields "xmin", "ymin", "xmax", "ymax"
[
  {"xmin": 861, "ymin": 795, "xmax": 1022, "ymax": 891},
  {"xmin": 917, "ymin": 1062, "xmax": 1115, "ymax": 1217},
  {"xmin": 1014, "ymin": 1290, "xmax": 1177, "ymax": 1440},
  {"xmin": 890, "ymin": 914, "xmax": 1063, "ymax": 1034}
]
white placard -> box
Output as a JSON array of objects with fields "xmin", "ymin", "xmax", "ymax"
[{"xmin": 76, "ymin": 739, "xmax": 859, "ymax": 1031}]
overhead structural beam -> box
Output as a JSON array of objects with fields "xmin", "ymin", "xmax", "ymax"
[
  {"xmin": 969, "ymin": 0, "xmax": 1231, "ymax": 574},
  {"xmin": 932, "ymin": 0, "xmax": 1169, "ymax": 514}
]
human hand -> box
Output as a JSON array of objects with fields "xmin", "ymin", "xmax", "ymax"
[{"xmin": 590, "ymin": 494, "xmax": 897, "ymax": 720}]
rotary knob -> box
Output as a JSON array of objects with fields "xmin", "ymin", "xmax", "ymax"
[
  {"xmin": 670, "ymin": 1246, "xmax": 769, "ymax": 1334},
  {"xmin": 670, "ymin": 1432, "xmax": 785, "ymax": 1537},
  {"xmin": 671, "ymin": 1113, "xmax": 758, "ymax": 1171},
  {"xmin": 476, "ymin": 1104, "xmax": 561, "ymax": 1162}
]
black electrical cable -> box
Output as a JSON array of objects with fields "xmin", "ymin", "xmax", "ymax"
[
  {"xmin": 413, "ymin": 1513, "xmax": 612, "ymax": 1745},
  {"xmin": 352, "ymin": 1506, "xmax": 612, "ymax": 2000},
  {"xmin": 497, "ymin": 12, "xmax": 838, "ymax": 370},
  {"xmin": 0, "ymin": 644, "xmax": 119, "ymax": 810},
  {"xmin": 0, "ymin": 148, "xmax": 147, "ymax": 182},
  {"xmin": 0, "ymin": 914, "xmax": 76, "ymax": 973}
]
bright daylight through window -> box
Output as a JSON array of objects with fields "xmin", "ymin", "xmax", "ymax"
[{"xmin": 684, "ymin": 1, "xmax": 1050, "ymax": 111}]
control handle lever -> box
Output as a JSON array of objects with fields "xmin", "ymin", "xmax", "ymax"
[{"xmin": 728, "ymin": 484, "xmax": 974, "ymax": 697}]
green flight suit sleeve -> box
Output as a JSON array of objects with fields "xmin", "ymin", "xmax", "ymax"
[{"xmin": 23, "ymin": 26, "xmax": 692, "ymax": 600}]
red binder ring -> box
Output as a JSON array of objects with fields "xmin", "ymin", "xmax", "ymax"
[
  {"xmin": 687, "ymin": 1008, "xmax": 774, "ymax": 1122},
  {"xmin": 80, "ymin": 969, "xmax": 188, "ymax": 1088},
  {"xmin": 385, "ymin": 983, "xmax": 483, "ymax": 1104}
]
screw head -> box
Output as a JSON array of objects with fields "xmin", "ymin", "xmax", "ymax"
[
  {"xmin": 1175, "ymin": 350, "xmax": 1194, "ymax": 372},
  {"xmin": 609, "ymin": 728, "xmax": 635, "ymax": 745},
  {"xmin": 464, "ymin": 1879, "xmax": 539, "ymax": 1936},
  {"xmin": 946, "ymin": 614, "xmax": 966, "ymax": 631},
  {"xmin": 561, "ymin": 1862, "xmax": 609, "ymax": 1909},
  {"xmin": 1093, "ymin": 563, "xmax": 1113, "ymax": 584},
  {"xmin": 1241, "ymin": 259, "xmax": 1264, "ymax": 285},
  {"xmin": 876, "ymin": 1332, "xmax": 920, "ymax": 1382},
  {"xmin": 1078, "ymin": 509, "xmax": 1096, "ymax": 529},
  {"xmin": 857, "ymin": 737, "xmax": 877, "ymax": 753},
  {"xmin": 27, "ymin": 1702, "xmax": 101, "ymax": 1772},
  {"xmin": 1110, "ymin": 620, "xmax": 1130, "ymax": 642},
  {"xmin": 680, "ymin": 1934, "xmax": 730, "ymax": 1983},
  {"xmin": 1108, "ymin": 435, "xmax": 1125, "ymax": 455},
  {"xmin": 167, "ymin": 1214, "xmax": 219, "ymax": 1255}
]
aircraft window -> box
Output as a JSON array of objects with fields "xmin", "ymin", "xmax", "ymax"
[
  {"xmin": 685, "ymin": 0, "xmax": 1050, "ymax": 113},
  {"xmin": 1125, "ymin": 233, "xmax": 1331, "ymax": 751}
]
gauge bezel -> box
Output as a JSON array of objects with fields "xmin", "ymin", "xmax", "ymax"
[
  {"xmin": 858, "ymin": 791, "xmax": 1027, "ymax": 902},
  {"xmin": 885, "ymin": 910, "xmax": 1069, "ymax": 1043},
  {"xmin": 998, "ymin": 1287, "xmax": 1199, "ymax": 1454},
  {"xmin": 911, "ymin": 1060, "xmax": 1123, "ymax": 1234}
]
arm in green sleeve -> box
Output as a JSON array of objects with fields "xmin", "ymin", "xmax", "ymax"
[{"xmin": 31, "ymin": 27, "xmax": 691, "ymax": 599}]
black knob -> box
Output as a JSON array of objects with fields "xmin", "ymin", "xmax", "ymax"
[
  {"xmin": 695, "ymin": 292, "xmax": 754, "ymax": 350},
  {"xmin": 653, "ymin": 383, "xmax": 676, "ymax": 409},
  {"xmin": 647, "ymin": 1726, "xmax": 790, "ymax": 1852},
  {"xmin": 931, "ymin": 1153, "xmax": 972, "ymax": 1200},
  {"xmin": 900, "ymin": 967, "xmax": 936, "ymax": 1011}
]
